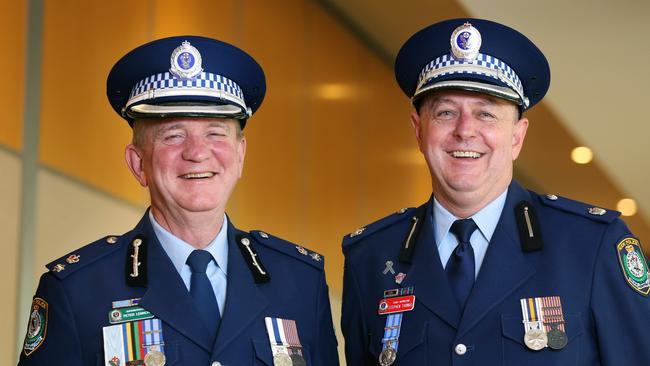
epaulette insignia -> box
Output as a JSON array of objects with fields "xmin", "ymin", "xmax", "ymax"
[
  {"xmin": 343, "ymin": 207, "xmax": 416, "ymax": 248},
  {"xmin": 349, "ymin": 227, "xmax": 365, "ymax": 238},
  {"xmin": 616, "ymin": 237, "xmax": 650, "ymax": 296},
  {"xmin": 251, "ymin": 230, "xmax": 324, "ymax": 268},
  {"xmin": 47, "ymin": 235, "xmax": 123, "ymax": 279},
  {"xmin": 539, "ymin": 194, "xmax": 620, "ymax": 223},
  {"xmin": 22, "ymin": 297, "xmax": 48, "ymax": 356},
  {"xmin": 51, "ymin": 264, "xmax": 66, "ymax": 273}
]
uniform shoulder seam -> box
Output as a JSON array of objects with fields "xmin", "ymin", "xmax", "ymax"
[{"xmin": 248, "ymin": 230, "xmax": 325, "ymax": 270}]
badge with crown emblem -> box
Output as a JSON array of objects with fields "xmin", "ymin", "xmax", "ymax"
[
  {"xmin": 450, "ymin": 22, "xmax": 482, "ymax": 62},
  {"xmin": 169, "ymin": 41, "xmax": 203, "ymax": 80},
  {"xmin": 617, "ymin": 237, "xmax": 650, "ymax": 296}
]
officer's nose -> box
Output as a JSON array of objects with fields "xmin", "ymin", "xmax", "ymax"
[
  {"xmin": 181, "ymin": 135, "xmax": 210, "ymax": 162},
  {"xmin": 453, "ymin": 112, "xmax": 477, "ymax": 140}
]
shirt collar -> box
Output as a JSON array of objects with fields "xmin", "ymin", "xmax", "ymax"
[
  {"xmin": 433, "ymin": 188, "xmax": 508, "ymax": 247},
  {"xmin": 149, "ymin": 210, "xmax": 229, "ymax": 275}
]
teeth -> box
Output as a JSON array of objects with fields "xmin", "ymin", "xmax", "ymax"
[
  {"xmin": 450, "ymin": 151, "xmax": 482, "ymax": 158},
  {"xmin": 181, "ymin": 172, "xmax": 215, "ymax": 179}
]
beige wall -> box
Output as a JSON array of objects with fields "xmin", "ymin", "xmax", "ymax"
[{"xmin": 1, "ymin": 150, "xmax": 21, "ymax": 366}]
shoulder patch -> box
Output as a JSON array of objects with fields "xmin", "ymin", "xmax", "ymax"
[
  {"xmin": 537, "ymin": 193, "xmax": 620, "ymax": 223},
  {"xmin": 342, "ymin": 207, "xmax": 415, "ymax": 248},
  {"xmin": 249, "ymin": 230, "xmax": 324, "ymax": 270},
  {"xmin": 22, "ymin": 297, "xmax": 48, "ymax": 356},
  {"xmin": 46, "ymin": 235, "xmax": 124, "ymax": 279},
  {"xmin": 616, "ymin": 237, "xmax": 650, "ymax": 296}
]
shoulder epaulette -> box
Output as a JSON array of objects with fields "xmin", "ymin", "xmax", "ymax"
[
  {"xmin": 46, "ymin": 235, "xmax": 124, "ymax": 279},
  {"xmin": 537, "ymin": 193, "xmax": 621, "ymax": 224},
  {"xmin": 248, "ymin": 230, "xmax": 324, "ymax": 270},
  {"xmin": 342, "ymin": 207, "xmax": 415, "ymax": 248}
]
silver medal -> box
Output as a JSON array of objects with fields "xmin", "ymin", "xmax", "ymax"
[{"xmin": 524, "ymin": 328, "xmax": 548, "ymax": 351}]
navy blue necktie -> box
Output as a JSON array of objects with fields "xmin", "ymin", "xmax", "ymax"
[
  {"xmin": 187, "ymin": 250, "xmax": 221, "ymax": 337},
  {"xmin": 446, "ymin": 219, "xmax": 478, "ymax": 310}
]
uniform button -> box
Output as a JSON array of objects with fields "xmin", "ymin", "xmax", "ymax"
[
  {"xmin": 211, "ymin": 362, "xmax": 222, "ymax": 366},
  {"xmin": 454, "ymin": 343, "xmax": 467, "ymax": 355}
]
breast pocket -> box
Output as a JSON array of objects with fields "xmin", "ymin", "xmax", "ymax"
[
  {"xmin": 368, "ymin": 322, "xmax": 428, "ymax": 365},
  {"xmin": 501, "ymin": 313, "xmax": 584, "ymax": 366},
  {"xmin": 252, "ymin": 339, "xmax": 312, "ymax": 366}
]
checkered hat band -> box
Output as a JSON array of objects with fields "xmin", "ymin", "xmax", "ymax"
[
  {"xmin": 127, "ymin": 71, "xmax": 246, "ymax": 108},
  {"xmin": 416, "ymin": 53, "xmax": 524, "ymax": 99}
]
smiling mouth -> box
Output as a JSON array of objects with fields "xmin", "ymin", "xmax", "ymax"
[
  {"xmin": 449, "ymin": 150, "xmax": 482, "ymax": 159},
  {"xmin": 179, "ymin": 172, "xmax": 216, "ymax": 179}
]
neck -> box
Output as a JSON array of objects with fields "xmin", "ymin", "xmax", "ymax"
[
  {"xmin": 434, "ymin": 186, "xmax": 509, "ymax": 219},
  {"xmin": 151, "ymin": 206, "xmax": 224, "ymax": 249}
]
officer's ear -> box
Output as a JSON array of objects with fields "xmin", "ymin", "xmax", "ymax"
[
  {"xmin": 125, "ymin": 144, "xmax": 148, "ymax": 187},
  {"xmin": 511, "ymin": 116, "xmax": 529, "ymax": 161}
]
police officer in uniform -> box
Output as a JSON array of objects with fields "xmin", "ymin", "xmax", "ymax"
[
  {"xmin": 341, "ymin": 18, "xmax": 650, "ymax": 365},
  {"xmin": 19, "ymin": 36, "xmax": 339, "ymax": 366}
]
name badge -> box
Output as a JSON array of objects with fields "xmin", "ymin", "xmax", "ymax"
[{"xmin": 378, "ymin": 295, "xmax": 415, "ymax": 315}]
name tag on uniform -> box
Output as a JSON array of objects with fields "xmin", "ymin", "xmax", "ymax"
[{"xmin": 378, "ymin": 295, "xmax": 415, "ymax": 315}]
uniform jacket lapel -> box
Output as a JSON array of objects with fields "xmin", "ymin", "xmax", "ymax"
[
  {"xmin": 401, "ymin": 199, "xmax": 461, "ymax": 329},
  {"xmin": 457, "ymin": 181, "xmax": 542, "ymax": 338},
  {"xmin": 212, "ymin": 222, "xmax": 269, "ymax": 355},
  {"xmin": 135, "ymin": 213, "xmax": 215, "ymax": 352}
]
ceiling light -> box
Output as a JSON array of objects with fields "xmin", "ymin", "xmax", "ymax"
[
  {"xmin": 571, "ymin": 146, "xmax": 593, "ymax": 164},
  {"xmin": 315, "ymin": 83, "xmax": 355, "ymax": 100},
  {"xmin": 617, "ymin": 198, "xmax": 637, "ymax": 216}
]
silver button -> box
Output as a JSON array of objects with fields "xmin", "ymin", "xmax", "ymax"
[
  {"xmin": 454, "ymin": 343, "xmax": 467, "ymax": 355},
  {"xmin": 259, "ymin": 231, "xmax": 269, "ymax": 239},
  {"xmin": 589, "ymin": 207, "xmax": 607, "ymax": 216},
  {"xmin": 211, "ymin": 362, "xmax": 222, "ymax": 366},
  {"xmin": 546, "ymin": 194, "xmax": 558, "ymax": 201}
]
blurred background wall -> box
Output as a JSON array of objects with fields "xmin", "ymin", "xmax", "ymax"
[{"xmin": 3, "ymin": 0, "xmax": 648, "ymax": 364}]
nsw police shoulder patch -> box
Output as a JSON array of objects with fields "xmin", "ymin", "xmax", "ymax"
[
  {"xmin": 23, "ymin": 297, "xmax": 48, "ymax": 356},
  {"xmin": 616, "ymin": 237, "xmax": 650, "ymax": 296}
]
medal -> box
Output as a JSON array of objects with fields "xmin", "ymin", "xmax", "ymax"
[
  {"xmin": 265, "ymin": 317, "xmax": 305, "ymax": 366},
  {"xmin": 290, "ymin": 353, "xmax": 306, "ymax": 366},
  {"xmin": 519, "ymin": 297, "xmax": 547, "ymax": 350},
  {"xmin": 379, "ymin": 342, "xmax": 397, "ymax": 366},
  {"xmin": 272, "ymin": 353, "xmax": 292, "ymax": 366},
  {"xmin": 541, "ymin": 296, "xmax": 568, "ymax": 350},
  {"xmin": 547, "ymin": 324, "xmax": 568, "ymax": 350},
  {"xmin": 103, "ymin": 318, "xmax": 165, "ymax": 366},
  {"xmin": 143, "ymin": 350, "xmax": 166, "ymax": 366},
  {"xmin": 523, "ymin": 329, "xmax": 548, "ymax": 351},
  {"xmin": 377, "ymin": 287, "xmax": 414, "ymax": 365}
]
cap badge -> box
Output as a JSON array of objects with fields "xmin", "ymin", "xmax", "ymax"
[
  {"xmin": 169, "ymin": 41, "xmax": 203, "ymax": 80},
  {"xmin": 450, "ymin": 22, "xmax": 482, "ymax": 62}
]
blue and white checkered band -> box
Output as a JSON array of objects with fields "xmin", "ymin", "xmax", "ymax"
[
  {"xmin": 125, "ymin": 71, "xmax": 248, "ymax": 114},
  {"xmin": 170, "ymin": 41, "xmax": 203, "ymax": 80},
  {"xmin": 415, "ymin": 52, "xmax": 528, "ymax": 107}
]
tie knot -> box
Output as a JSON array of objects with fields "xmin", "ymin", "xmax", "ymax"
[
  {"xmin": 187, "ymin": 250, "xmax": 213, "ymax": 274},
  {"xmin": 450, "ymin": 218, "xmax": 478, "ymax": 244}
]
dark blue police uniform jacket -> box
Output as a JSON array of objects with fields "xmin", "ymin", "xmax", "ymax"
[
  {"xmin": 342, "ymin": 180, "xmax": 650, "ymax": 365},
  {"xmin": 19, "ymin": 212, "xmax": 339, "ymax": 366}
]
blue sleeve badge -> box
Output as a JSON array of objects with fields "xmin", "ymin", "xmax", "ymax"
[
  {"xmin": 23, "ymin": 297, "xmax": 48, "ymax": 356},
  {"xmin": 617, "ymin": 237, "xmax": 650, "ymax": 296}
]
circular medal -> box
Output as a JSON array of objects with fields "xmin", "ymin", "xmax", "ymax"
[
  {"xmin": 547, "ymin": 327, "xmax": 568, "ymax": 350},
  {"xmin": 378, "ymin": 347, "xmax": 397, "ymax": 366},
  {"xmin": 523, "ymin": 329, "xmax": 548, "ymax": 351},
  {"xmin": 290, "ymin": 353, "xmax": 307, "ymax": 366},
  {"xmin": 144, "ymin": 350, "xmax": 166, "ymax": 366},
  {"xmin": 273, "ymin": 353, "xmax": 293, "ymax": 366}
]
